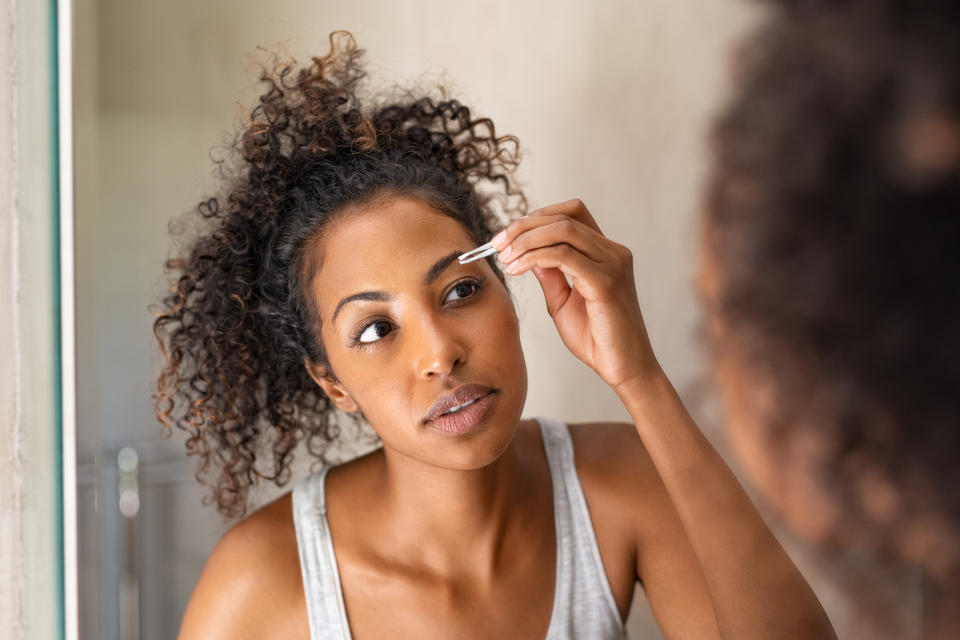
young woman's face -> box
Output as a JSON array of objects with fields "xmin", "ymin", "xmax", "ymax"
[{"xmin": 307, "ymin": 195, "xmax": 528, "ymax": 470}]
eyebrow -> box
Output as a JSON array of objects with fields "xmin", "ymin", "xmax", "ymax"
[{"xmin": 329, "ymin": 250, "xmax": 467, "ymax": 327}]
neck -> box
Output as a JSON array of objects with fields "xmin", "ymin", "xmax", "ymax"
[{"xmin": 368, "ymin": 430, "xmax": 534, "ymax": 579}]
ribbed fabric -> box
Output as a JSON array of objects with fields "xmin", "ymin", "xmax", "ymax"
[{"xmin": 292, "ymin": 415, "xmax": 628, "ymax": 639}]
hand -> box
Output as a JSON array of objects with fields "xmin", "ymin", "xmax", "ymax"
[{"xmin": 491, "ymin": 199, "xmax": 661, "ymax": 392}]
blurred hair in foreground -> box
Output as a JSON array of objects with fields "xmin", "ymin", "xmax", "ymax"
[{"xmin": 704, "ymin": 0, "xmax": 959, "ymax": 596}]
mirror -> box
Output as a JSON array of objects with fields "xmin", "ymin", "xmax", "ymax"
[{"xmin": 69, "ymin": 1, "xmax": 925, "ymax": 639}]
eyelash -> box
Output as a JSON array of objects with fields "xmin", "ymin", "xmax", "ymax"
[{"xmin": 348, "ymin": 277, "xmax": 486, "ymax": 350}]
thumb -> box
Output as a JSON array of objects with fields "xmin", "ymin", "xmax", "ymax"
[{"xmin": 531, "ymin": 266, "xmax": 571, "ymax": 317}]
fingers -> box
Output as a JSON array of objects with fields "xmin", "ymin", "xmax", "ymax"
[
  {"xmin": 530, "ymin": 198, "xmax": 602, "ymax": 233},
  {"xmin": 501, "ymin": 243, "xmax": 617, "ymax": 302},
  {"xmin": 487, "ymin": 200, "xmax": 632, "ymax": 305},
  {"xmin": 491, "ymin": 199, "xmax": 602, "ymax": 253},
  {"xmin": 531, "ymin": 265, "xmax": 574, "ymax": 318},
  {"xmin": 490, "ymin": 200, "xmax": 631, "ymax": 285},
  {"xmin": 495, "ymin": 216, "xmax": 620, "ymax": 268}
]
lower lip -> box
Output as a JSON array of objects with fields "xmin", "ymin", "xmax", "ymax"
[{"xmin": 426, "ymin": 391, "xmax": 496, "ymax": 435}]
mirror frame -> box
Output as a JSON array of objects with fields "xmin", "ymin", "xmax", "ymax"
[{"xmin": 58, "ymin": 0, "xmax": 77, "ymax": 637}]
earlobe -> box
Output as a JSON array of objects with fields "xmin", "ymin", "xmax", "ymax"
[{"xmin": 304, "ymin": 359, "xmax": 359, "ymax": 413}]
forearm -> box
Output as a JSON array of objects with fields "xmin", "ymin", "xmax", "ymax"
[{"xmin": 616, "ymin": 372, "xmax": 835, "ymax": 639}]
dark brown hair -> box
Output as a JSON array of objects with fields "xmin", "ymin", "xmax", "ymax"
[
  {"xmin": 706, "ymin": 0, "xmax": 960, "ymax": 572},
  {"xmin": 153, "ymin": 32, "xmax": 526, "ymax": 519}
]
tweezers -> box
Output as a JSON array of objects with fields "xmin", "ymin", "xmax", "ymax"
[{"xmin": 458, "ymin": 242, "xmax": 499, "ymax": 264}]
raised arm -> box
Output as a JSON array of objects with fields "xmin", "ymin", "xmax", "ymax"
[{"xmin": 490, "ymin": 199, "xmax": 835, "ymax": 639}]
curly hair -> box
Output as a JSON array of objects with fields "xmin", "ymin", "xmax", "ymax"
[
  {"xmin": 706, "ymin": 0, "xmax": 960, "ymax": 566},
  {"xmin": 153, "ymin": 31, "xmax": 527, "ymax": 519}
]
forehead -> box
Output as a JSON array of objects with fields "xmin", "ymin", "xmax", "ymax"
[{"xmin": 311, "ymin": 196, "xmax": 475, "ymax": 305}]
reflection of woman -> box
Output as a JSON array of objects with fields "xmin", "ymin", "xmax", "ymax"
[
  {"xmin": 702, "ymin": 1, "xmax": 960, "ymax": 636},
  {"xmin": 159, "ymin": 32, "xmax": 834, "ymax": 638}
]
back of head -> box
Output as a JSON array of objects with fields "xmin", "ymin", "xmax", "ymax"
[{"xmin": 706, "ymin": 0, "xmax": 960, "ymax": 578}]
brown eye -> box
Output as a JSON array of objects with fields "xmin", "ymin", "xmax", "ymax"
[
  {"xmin": 445, "ymin": 278, "xmax": 483, "ymax": 303},
  {"xmin": 353, "ymin": 319, "xmax": 392, "ymax": 346}
]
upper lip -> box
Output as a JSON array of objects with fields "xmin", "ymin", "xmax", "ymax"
[{"xmin": 424, "ymin": 383, "xmax": 494, "ymax": 422}]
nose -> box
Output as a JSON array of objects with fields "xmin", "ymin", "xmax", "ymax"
[{"xmin": 412, "ymin": 313, "xmax": 468, "ymax": 379}]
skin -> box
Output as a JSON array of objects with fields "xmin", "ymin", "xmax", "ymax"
[{"xmin": 179, "ymin": 196, "xmax": 834, "ymax": 639}]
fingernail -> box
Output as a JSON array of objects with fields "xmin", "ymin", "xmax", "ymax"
[
  {"xmin": 498, "ymin": 245, "xmax": 513, "ymax": 262},
  {"xmin": 491, "ymin": 230, "xmax": 507, "ymax": 249}
]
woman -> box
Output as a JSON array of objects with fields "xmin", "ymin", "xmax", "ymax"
[
  {"xmin": 158, "ymin": 32, "xmax": 834, "ymax": 638},
  {"xmin": 702, "ymin": 1, "xmax": 959, "ymax": 637}
]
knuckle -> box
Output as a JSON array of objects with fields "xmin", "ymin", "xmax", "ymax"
[{"xmin": 597, "ymin": 271, "xmax": 616, "ymax": 292}]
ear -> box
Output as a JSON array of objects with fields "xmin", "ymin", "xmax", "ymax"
[{"xmin": 304, "ymin": 360, "xmax": 359, "ymax": 413}]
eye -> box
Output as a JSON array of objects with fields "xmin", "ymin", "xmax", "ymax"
[
  {"xmin": 352, "ymin": 319, "xmax": 393, "ymax": 347},
  {"xmin": 444, "ymin": 277, "xmax": 483, "ymax": 303},
  {"xmin": 348, "ymin": 277, "xmax": 485, "ymax": 350}
]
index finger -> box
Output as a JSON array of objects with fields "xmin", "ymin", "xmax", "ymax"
[
  {"xmin": 491, "ymin": 199, "xmax": 602, "ymax": 250},
  {"xmin": 528, "ymin": 199, "xmax": 602, "ymax": 233}
]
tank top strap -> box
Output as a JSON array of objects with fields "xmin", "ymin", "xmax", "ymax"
[
  {"xmin": 534, "ymin": 416, "xmax": 627, "ymax": 639},
  {"xmin": 292, "ymin": 466, "xmax": 352, "ymax": 639}
]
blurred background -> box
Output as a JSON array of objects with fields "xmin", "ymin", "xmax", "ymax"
[{"xmin": 72, "ymin": 0, "xmax": 921, "ymax": 638}]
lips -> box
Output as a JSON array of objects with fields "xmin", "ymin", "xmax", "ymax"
[{"xmin": 424, "ymin": 383, "xmax": 495, "ymax": 423}]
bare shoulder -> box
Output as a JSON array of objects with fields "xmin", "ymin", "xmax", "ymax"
[
  {"xmin": 566, "ymin": 419, "xmax": 683, "ymax": 542},
  {"xmin": 565, "ymin": 421, "xmax": 693, "ymax": 566},
  {"xmin": 567, "ymin": 421, "xmax": 657, "ymax": 507},
  {"xmin": 178, "ymin": 493, "xmax": 309, "ymax": 640}
]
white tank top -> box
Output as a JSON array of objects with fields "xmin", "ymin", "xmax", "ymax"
[{"xmin": 292, "ymin": 415, "xmax": 628, "ymax": 639}]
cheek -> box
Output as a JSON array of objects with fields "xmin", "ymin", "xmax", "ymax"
[
  {"xmin": 719, "ymin": 357, "xmax": 846, "ymax": 545},
  {"xmin": 485, "ymin": 295, "xmax": 521, "ymax": 346},
  {"xmin": 484, "ymin": 290, "xmax": 527, "ymax": 380},
  {"xmin": 723, "ymin": 379, "xmax": 786, "ymax": 510}
]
